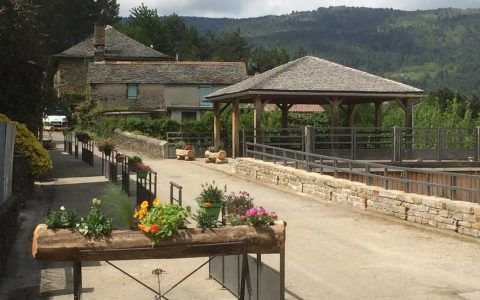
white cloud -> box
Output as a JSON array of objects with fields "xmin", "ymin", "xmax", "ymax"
[{"xmin": 118, "ymin": 0, "xmax": 480, "ymax": 17}]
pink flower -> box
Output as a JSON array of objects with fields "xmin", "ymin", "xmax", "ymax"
[
  {"xmin": 239, "ymin": 215, "xmax": 246, "ymax": 220},
  {"xmin": 270, "ymin": 211, "xmax": 278, "ymax": 219},
  {"xmin": 257, "ymin": 207, "xmax": 267, "ymax": 216},
  {"xmin": 246, "ymin": 208, "xmax": 257, "ymax": 217}
]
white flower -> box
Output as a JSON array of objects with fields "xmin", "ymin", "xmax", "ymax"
[{"xmin": 60, "ymin": 206, "xmax": 66, "ymax": 211}]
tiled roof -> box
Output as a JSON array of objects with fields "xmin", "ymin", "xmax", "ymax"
[
  {"xmin": 55, "ymin": 26, "xmax": 170, "ymax": 60},
  {"xmin": 207, "ymin": 56, "xmax": 424, "ymax": 99},
  {"xmin": 88, "ymin": 61, "xmax": 248, "ymax": 84}
]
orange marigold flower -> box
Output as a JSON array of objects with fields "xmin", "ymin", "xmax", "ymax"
[
  {"xmin": 152, "ymin": 198, "xmax": 160, "ymax": 206},
  {"xmin": 150, "ymin": 224, "xmax": 160, "ymax": 233},
  {"xmin": 141, "ymin": 201, "xmax": 149, "ymax": 209}
]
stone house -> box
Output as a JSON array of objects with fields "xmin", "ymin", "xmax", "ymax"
[
  {"xmin": 52, "ymin": 24, "xmax": 172, "ymax": 105},
  {"xmin": 88, "ymin": 61, "xmax": 248, "ymax": 122}
]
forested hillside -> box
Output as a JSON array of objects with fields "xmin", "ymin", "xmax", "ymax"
[{"xmin": 184, "ymin": 7, "xmax": 480, "ymax": 94}]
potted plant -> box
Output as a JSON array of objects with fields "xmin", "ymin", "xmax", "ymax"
[
  {"xmin": 205, "ymin": 143, "xmax": 227, "ymax": 163},
  {"xmin": 98, "ymin": 138, "xmax": 116, "ymax": 156},
  {"xmin": 115, "ymin": 152, "xmax": 126, "ymax": 163},
  {"xmin": 127, "ymin": 155, "xmax": 142, "ymax": 171},
  {"xmin": 42, "ymin": 139, "xmax": 56, "ymax": 150},
  {"xmin": 223, "ymin": 191, "xmax": 255, "ymax": 226},
  {"xmin": 134, "ymin": 199, "xmax": 191, "ymax": 245},
  {"xmin": 175, "ymin": 141, "xmax": 196, "ymax": 160},
  {"xmin": 197, "ymin": 181, "xmax": 225, "ymax": 219},
  {"xmin": 136, "ymin": 163, "xmax": 150, "ymax": 179}
]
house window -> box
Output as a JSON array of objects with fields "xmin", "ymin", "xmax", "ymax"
[
  {"xmin": 199, "ymin": 85, "xmax": 213, "ymax": 107},
  {"xmin": 127, "ymin": 84, "xmax": 138, "ymax": 100},
  {"xmin": 182, "ymin": 111, "xmax": 197, "ymax": 122}
]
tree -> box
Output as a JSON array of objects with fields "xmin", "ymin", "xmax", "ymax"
[
  {"xmin": 0, "ymin": 1, "xmax": 47, "ymax": 131},
  {"xmin": 248, "ymin": 44, "xmax": 290, "ymax": 74},
  {"xmin": 35, "ymin": 0, "xmax": 120, "ymax": 55},
  {"xmin": 212, "ymin": 28, "xmax": 250, "ymax": 61}
]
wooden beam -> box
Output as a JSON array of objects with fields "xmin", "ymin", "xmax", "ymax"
[
  {"xmin": 347, "ymin": 104, "xmax": 357, "ymax": 127},
  {"xmin": 32, "ymin": 222, "xmax": 286, "ymax": 261},
  {"xmin": 395, "ymin": 99, "xmax": 406, "ymax": 111},
  {"xmin": 219, "ymin": 103, "xmax": 231, "ymax": 114},
  {"xmin": 232, "ymin": 100, "xmax": 240, "ymax": 158},
  {"xmin": 213, "ymin": 102, "xmax": 221, "ymax": 146}
]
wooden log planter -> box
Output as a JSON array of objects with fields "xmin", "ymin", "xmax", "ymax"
[
  {"xmin": 32, "ymin": 221, "xmax": 286, "ymax": 261},
  {"xmin": 176, "ymin": 149, "xmax": 196, "ymax": 161},
  {"xmin": 204, "ymin": 150, "xmax": 228, "ymax": 164}
]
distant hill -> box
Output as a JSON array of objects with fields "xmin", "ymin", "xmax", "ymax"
[{"xmin": 184, "ymin": 7, "xmax": 480, "ymax": 94}]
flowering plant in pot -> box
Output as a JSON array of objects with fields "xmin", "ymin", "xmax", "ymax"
[
  {"xmin": 223, "ymin": 191, "xmax": 255, "ymax": 226},
  {"xmin": 245, "ymin": 207, "xmax": 278, "ymax": 226},
  {"xmin": 115, "ymin": 152, "xmax": 126, "ymax": 163},
  {"xmin": 134, "ymin": 198, "xmax": 191, "ymax": 245},
  {"xmin": 127, "ymin": 155, "xmax": 142, "ymax": 171},
  {"xmin": 98, "ymin": 138, "xmax": 116, "ymax": 156},
  {"xmin": 196, "ymin": 181, "xmax": 226, "ymax": 219},
  {"xmin": 136, "ymin": 162, "xmax": 150, "ymax": 179}
]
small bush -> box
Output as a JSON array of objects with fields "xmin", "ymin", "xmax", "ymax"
[
  {"xmin": 45, "ymin": 207, "xmax": 78, "ymax": 230},
  {"xmin": 0, "ymin": 114, "xmax": 53, "ymax": 176}
]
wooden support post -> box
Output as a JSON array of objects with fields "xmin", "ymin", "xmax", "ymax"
[
  {"xmin": 281, "ymin": 104, "xmax": 291, "ymax": 128},
  {"xmin": 403, "ymin": 99, "xmax": 413, "ymax": 129},
  {"xmin": 374, "ymin": 100, "xmax": 383, "ymax": 128},
  {"xmin": 232, "ymin": 100, "xmax": 240, "ymax": 158},
  {"xmin": 254, "ymin": 96, "xmax": 262, "ymax": 143},
  {"xmin": 329, "ymin": 98, "xmax": 343, "ymax": 128},
  {"xmin": 347, "ymin": 104, "xmax": 357, "ymax": 127},
  {"xmin": 213, "ymin": 102, "xmax": 221, "ymax": 146}
]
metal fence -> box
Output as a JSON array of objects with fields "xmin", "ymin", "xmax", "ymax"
[
  {"xmin": 246, "ymin": 142, "xmax": 480, "ymax": 203},
  {"xmin": 136, "ymin": 170, "xmax": 157, "ymax": 206},
  {"xmin": 80, "ymin": 140, "xmax": 94, "ymax": 167}
]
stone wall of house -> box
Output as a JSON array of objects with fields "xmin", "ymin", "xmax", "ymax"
[
  {"xmin": 92, "ymin": 83, "xmax": 166, "ymax": 110},
  {"xmin": 235, "ymin": 158, "xmax": 480, "ymax": 239},
  {"xmin": 114, "ymin": 129, "xmax": 168, "ymax": 159},
  {"xmin": 54, "ymin": 59, "xmax": 90, "ymax": 97}
]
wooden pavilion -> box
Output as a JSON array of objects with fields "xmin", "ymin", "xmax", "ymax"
[{"xmin": 205, "ymin": 56, "xmax": 425, "ymax": 158}]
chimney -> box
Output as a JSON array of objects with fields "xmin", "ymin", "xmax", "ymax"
[{"xmin": 93, "ymin": 24, "xmax": 106, "ymax": 63}]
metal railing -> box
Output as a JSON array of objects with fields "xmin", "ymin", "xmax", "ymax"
[
  {"xmin": 136, "ymin": 170, "xmax": 157, "ymax": 206},
  {"xmin": 169, "ymin": 181, "xmax": 182, "ymax": 206},
  {"xmin": 80, "ymin": 139, "xmax": 94, "ymax": 167},
  {"xmin": 246, "ymin": 142, "xmax": 480, "ymax": 203}
]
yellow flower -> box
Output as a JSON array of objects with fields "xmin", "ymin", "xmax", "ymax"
[
  {"xmin": 141, "ymin": 201, "xmax": 149, "ymax": 209},
  {"xmin": 152, "ymin": 198, "xmax": 160, "ymax": 206}
]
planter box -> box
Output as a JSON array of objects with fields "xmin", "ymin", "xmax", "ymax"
[{"xmin": 32, "ymin": 221, "xmax": 286, "ymax": 261}]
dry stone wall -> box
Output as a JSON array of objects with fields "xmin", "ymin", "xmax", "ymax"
[
  {"xmin": 235, "ymin": 158, "xmax": 480, "ymax": 239},
  {"xmin": 114, "ymin": 129, "xmax": 168, "ymax": 159}
]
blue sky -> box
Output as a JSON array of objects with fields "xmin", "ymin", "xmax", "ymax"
[{"xmin": 118, "ymin": 0, "xmax": 480, "ymax": 17}]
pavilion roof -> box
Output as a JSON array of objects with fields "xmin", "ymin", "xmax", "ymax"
[{"xmin": 206, "ymin": 56, "xmax": 424, "ymax": 101}]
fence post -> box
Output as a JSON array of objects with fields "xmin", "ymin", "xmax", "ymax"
[
  {"xmin": 241, "ymin": 128, "xmax": 246, "ymax": 157},
  {"xmin": 351, "ymin": 127, "xmax": 357, "ymax": 160},
  {"xmin": 393, "ymin": 126, "xmax": 402, "ymax": 162},
  {"xmin": 476, "ymin": 126, "xmax": 480, "ymax": 161},
  {"xmin": 304, "ymin": 126, "xmax": 315, "ymax": 154}
]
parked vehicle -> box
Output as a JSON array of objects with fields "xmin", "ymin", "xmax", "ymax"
[{"xmin": 43, "ymin": 109, "xmax": 68, "ymax": 130}]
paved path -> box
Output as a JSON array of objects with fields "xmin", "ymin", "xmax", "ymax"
[
  {"xmin": 136, "ymin": 150, "xmax": 480, "ymax": 299},
  {"xmin": 4, "ymin": 132, "xmax": 480, "ymax": 299}
]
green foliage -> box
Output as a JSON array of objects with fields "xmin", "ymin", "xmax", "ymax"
[
  {"xmin": 127, "ymin": 155, "xmax": 143, "ymax": 166},
  {"xmin": 36, "ymin": 0, "xmax": 120, "ymax": 54},
  {"xmin": 0, "ymin": 114, "xmax": 53, "ymax": 176},
  {"xmin": 76, "ymin": 199, "xmax": 114, "ymax": 238},
  {"xmin": 72, "ymin": 101, "xmax": 99, "ymax": 131},
  {"xmin": 94, "ymin": 117, "xmax": 122, "ymax": 138},
  {"xmin": 101, "ymin": 184, "xmax": 134, "ymax": 229},
  {"xmin": 45, "ymin": 207, "xmax": 78, "ymax": 230},
  {"xmin": 175, "ymin": 140, "xmax": 186, "ymax": 150},
  {"xmin": 184, "ymin": 7, "xmax": 480, "ymax": 94},
  {"xmin": 193, "ymin": 210, "xmax": 221, "ymax": 230},
  {"xmin": 141, "ymin": 204, "xmax": 191, "ymax": 242},
  {"xmin": 122, "ymin": 118, "xmax": 180, "ymax": 139},
  {"xmin": 0, "ymin": 1, "xmax": 47, "ymax": 131},
  {"xmin": 249, "ymin": 43, "xmax": 290, "ymax": 74}
]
